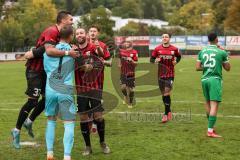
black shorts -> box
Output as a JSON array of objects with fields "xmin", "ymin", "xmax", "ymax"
[
  {"xmin": 77, "ymin": 90, "xmax": 104, "ymax": 114},
  {"xmin": 158, "ymin": 77, "xmax": 174, "ymax": 93},
  {"xmin": 25, "ymin": 69, "xmax": 46, "ymax": 98},
  {"xmin": 120, "ymin": 74, "xmax": 135, "ymax": 88}
]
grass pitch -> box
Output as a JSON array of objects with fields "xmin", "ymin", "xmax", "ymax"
[{"xmin": 0, "ymin": 57, "xmax": 239, "ymax": 160}]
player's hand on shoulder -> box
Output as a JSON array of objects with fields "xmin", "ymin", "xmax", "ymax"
[{"xmin": 24, "ymin": 51, "xmax": 34, "ymax": 59}]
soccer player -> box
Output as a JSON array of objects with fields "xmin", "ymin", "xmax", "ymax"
[
  {"xmin": 88, "ymin": 25, "xmax": 111, "ymax": 65},
  {"xmin": 88, "ymin": 25, "xmax": 111, "ymax": 133},
  {"xmin": 11, "ymin": 11, "xmax": 78, "ymax": 149},
  {"xmin": 119, "ymin": 39, "xmax": 138, "ymax": 108},
  {"xmin": 44, "ymin": 24, "xmax": 76, "ymax": 160},
  {"xmin": 196, "ymin": 33, "xmax": 230, "ymax": 138},
  {"xmin": 75, "ymin": 27, "xmax": 110, "ymax": 156},
  {"xmin": 150, "ymin": 33, "xmax": 181, "ymax": 123}
]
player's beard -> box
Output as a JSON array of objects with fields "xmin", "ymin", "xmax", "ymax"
[{"xmin": 78, "ymin": 38, "xmax": 86, "ymax": 44}]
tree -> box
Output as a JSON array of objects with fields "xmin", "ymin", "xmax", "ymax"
[
  {"xmin": 102, "ymin": 0, "xmax": 118, "ymax": 9},
  {"xmin": 0, "ymin": 17, "xmax": 24, "ymax": 51},
  {"xmin": 52, "ymin": 0, "xmax": 66, "ymax": 11},
  {"xmin": 53, "ymin": 0, "xmax": 118, "ymax": 15},
  {"xmin": 76, "ymin": 0, "xmax": 92, "ymax": 15},
  {"xmin": 212, "ymin": 0, "xmax": 231, "ymax": 34},
  {"xmin": 224, "ymin": 0, "xmax": 240, "ymax": 34},
  {"xmin": 67, "ymin": 0, "xmax": 86, "ymax": 15},
  {"xmin": 112, "ymin": 0, "xmax": 142, "ymax": 18},
  {"xmin": 79, "ymin": 5, "xmax": 114, "ymax": 37},
  {"xmin": 20, "ymin": 0, "xmax": 57, "ymax": 46},
  {"xmin": 169, "ymin": 0, "xmax": 214, "ymax": 34},
  {"xmin": 66, "ymin": 0, "xmax": 73, "ymax": 12},
  {"xmin": 89, "ymin": 0, "xmax": 117, "ymax": 9},
  {"xmin": 116, "ymin": 22, "xmax": 186, "ymax": 36},
  {"xmin": 117, "ymin": 21, "xmax": 148, "ymax": 36},
  {"xmin": 0, "ymin": 0, "xmax": 5, "ymax": 17},
  {"xmin": 142, "ymin": 0, "xmax": 165, "ymax": 19}
]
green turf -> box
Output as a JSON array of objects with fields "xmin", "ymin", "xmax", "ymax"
[{"xmin": 0, "ymin": 58, "xmax": 239, "ymax": 160}]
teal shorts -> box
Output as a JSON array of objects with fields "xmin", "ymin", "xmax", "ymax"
[
  {"xmin": 201, "ymin": 77, "xmax": 222, "ymax": 102},
  {"xmin": 45, "ymin": 91, "xmax": 77, "ymax": 120}
]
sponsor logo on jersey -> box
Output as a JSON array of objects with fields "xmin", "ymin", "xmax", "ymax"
[{"xmin": 159, "ymin": 55, "xmax": 173, "ymax": 59}]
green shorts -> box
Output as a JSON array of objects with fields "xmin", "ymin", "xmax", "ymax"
[{"xmin": 201, "ymin": 77, "xmax": 222, "ymax": 102}]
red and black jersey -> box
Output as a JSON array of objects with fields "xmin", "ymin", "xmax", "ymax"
[
  {"xmin": 26, "ymin": 25, "xmax": 60, "ymax": 72},
  {"xmin": 119, "ymin": 49, "xmax": 138, "ymax": 77},
  {"xmin": 75, "ymin": 43, "xmax": 105, "ymax": 94},
  {"xmin": 152, "ymin": 44, "xmax": 180, "ymax": 78},
  {"xmin": 98, "ymin": 41, "xmax": 111, "ymax": 60}
]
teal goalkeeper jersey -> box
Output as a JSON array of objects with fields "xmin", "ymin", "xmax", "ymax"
[
  {"xmin": 44, "ymin": 42, "xmax": 74, "ymax": 94},
  {"xmin": 197, "ymin": 45, "xmax": 229, "ymax": 80}
]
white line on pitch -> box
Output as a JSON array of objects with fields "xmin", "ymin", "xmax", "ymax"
[
  {"xmin": 20, "ymin": 141, "xmax": 40, "ymax": 147},
  {"xmin": 0, "ymin": 99, "xmax": 239, "ymax": 105},
  {"xmin": 0, "ymin": 108, "xmax": 239, "ymax": 119},
  {"xmin": 109, "ymin": 111, "xmax": 240, "ymax": 119}
]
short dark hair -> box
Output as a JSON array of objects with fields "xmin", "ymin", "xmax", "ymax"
[
  {"xmin": 59, "ymin": 25, "xmax": 73, "ymax": 39},
  {"xmin": 76, "ymin": 27, "xmax": 87, "ymax": 33},
  {"xmin": 208, "ymin": 33, "xmax": 217, "ymax": 42},
  {"xmin": 56, "ymin": 11, "xmax": 72, "ymax": 24},
  {"xmin": 89, "ymin": 25, "xmax": 100, "ymax": 32},
  {"xmin": 162, "ymin": 33, "xmax": 172, "ymax": 38}
]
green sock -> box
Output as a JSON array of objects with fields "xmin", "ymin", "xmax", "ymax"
[{"xmin": 208, "ymin": 116, "xmax": 217, "ymax": 129}]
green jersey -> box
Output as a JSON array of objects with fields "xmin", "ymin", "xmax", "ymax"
[{"xmin": 197, "ymin": 45, "xmax": 229, "ymax": 80}]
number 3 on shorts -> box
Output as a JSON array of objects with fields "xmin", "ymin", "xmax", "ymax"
[{"xmin": 33, "ymin": 88, "xmax": 41, "ymax": 97}]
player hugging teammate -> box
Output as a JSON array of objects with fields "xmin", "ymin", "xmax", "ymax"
[
  {"xmin": 11, "ymin": 11, "xmax": 78, "ymax": 149},
  {"xmin": 44, "ymin": 25, "xmax": 77, "ymax": 160}
]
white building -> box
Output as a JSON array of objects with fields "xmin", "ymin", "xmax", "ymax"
[
  {"xmin": 73, "ymin": 16, "xmax": 169, "ymax": 31},
  {"xmin": 110, "ymin": 16, "xmax": 169, "ymax": 31}
]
